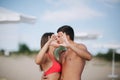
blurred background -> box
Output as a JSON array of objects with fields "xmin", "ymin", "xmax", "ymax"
[{"xmin": 0, "ymin": 0, "xmax": 120, "ymax": 80}]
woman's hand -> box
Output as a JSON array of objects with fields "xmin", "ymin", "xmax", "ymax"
[{"xmin": 49, "ymin": 34, "xmax": 60, "ymax": 47}]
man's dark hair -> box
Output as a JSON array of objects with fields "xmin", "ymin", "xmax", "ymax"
[{"xmin": 57, "ymin": 25, "xmax": 74, "ymax": 41}]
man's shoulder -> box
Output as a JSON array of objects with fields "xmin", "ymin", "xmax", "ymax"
[
  {"xmin": 75, "ymin": 42, "xmax": 87, "ymax": 50},
  {"xmin": 75, "ymin": 42, "xmax": 85, "ymax": 46}
]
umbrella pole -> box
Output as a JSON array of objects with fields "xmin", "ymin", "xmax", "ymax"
[
  {"xmin": 112, "ymin": 50, "xmax": 115, "ymax": 76},
  {"xmin": 108, "ymin": 49, "xmax": 118, "ymax": 80}
]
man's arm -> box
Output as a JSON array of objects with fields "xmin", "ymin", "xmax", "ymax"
[
  {"xmin": 68, "ymin": 43, "xmax": 92, "ymax": 61},
  {"xmin": 59, "ymin": 32, "xmax": 92, "ymax": 61}
]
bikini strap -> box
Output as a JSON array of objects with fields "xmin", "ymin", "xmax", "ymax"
[{"xmin": 48, "ymin": 53, "xmax": 55, "ymax": 60}]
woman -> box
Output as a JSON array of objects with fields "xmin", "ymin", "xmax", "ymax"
[{"xmin": 35, "ymin": 32, "xmax": 61, "ymax": 80}]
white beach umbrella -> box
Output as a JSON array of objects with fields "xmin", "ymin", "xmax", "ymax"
[
  {"xmin": 0, "ymin": 7, "xmax": 37, "ymax": 56},
  {"xmin": 75, "ymin": 32, "xmax": 101, "ymax": 40},
  {"xmin": 0, "ymin": 7, "xmax": 36, "ymax": 24},
  {"xmin": 93, "ymin": 44, "xmax": 120, "ymax": 49},
  {"xmin": 116, "ymin": 49, "xmax": 120, "ymax": 54},
  {"xmin": 93, "ymin": 43, "xmax": 120, "ymax": 79}
]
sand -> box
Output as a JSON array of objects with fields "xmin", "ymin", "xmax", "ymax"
[{"xmin": 0, "ymin": 55, "xmax": 120, "ymax": 80}]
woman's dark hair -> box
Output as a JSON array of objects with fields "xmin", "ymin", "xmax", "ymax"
[
  {"xmin": 41, "ymin": 32, "xmax": 54, "ymax": 48},
  {"xmin": 57, "ymin": 25, "xmax": 74, "ymax": 41},
  {"xmin": 40, "ymin": 32, "xmax": 54, "ymax": 71}
]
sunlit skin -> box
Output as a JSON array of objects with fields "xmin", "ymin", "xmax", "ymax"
[
  {"xmin": 41, "ymin": 32, "xmax": 92, "ymax": 80},
  {"xmin": 57, "ymin": 32, "xmax": 92, "ymax": 80}
]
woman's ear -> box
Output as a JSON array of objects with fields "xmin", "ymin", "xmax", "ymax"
[{"xmin": 48, "ymin": 36, "xmax": 50, "ymax": 40}]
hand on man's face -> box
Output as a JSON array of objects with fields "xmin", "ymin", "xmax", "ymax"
[
  {"xmin": 57, "ymin": 32, "xmax": 69, "ymax": 47},
  {"xmin": 49, "ymin": 32, "xmax": 69, "ymax": 48}
]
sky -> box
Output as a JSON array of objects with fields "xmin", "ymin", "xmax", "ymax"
[{"xmin": 0, "ymin": 0, "xmax": 120, "ymax": 55}]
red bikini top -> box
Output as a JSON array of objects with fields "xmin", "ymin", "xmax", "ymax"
[{"xmin": 44, "ymin": 53, "xmax": 61, "ymax": 76}]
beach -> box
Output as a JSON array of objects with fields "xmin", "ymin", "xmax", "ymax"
[{"xmin": 0, "ymin": 55, "xmax": 120, "ymax": 80}]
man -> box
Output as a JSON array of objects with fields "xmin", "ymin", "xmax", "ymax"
[{"xmin": 57, "ymin": 25, "xmax": 92, "ymax": 80}]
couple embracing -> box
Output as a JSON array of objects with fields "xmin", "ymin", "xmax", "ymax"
[{"xmin": 35, "ymin": 25, "xmax": 92, "ymax": 80}]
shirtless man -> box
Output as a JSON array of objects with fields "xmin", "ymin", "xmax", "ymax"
[{"xmin": 57, "ymin": 25, "xmax": 92, "ymax": 80}]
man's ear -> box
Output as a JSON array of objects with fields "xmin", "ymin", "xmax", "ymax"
[{"xmin": 66, "ymin": 35, "xmax": 70, "ymax": 40}]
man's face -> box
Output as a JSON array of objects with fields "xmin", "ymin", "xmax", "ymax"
[{"xmin": 57, "ymin": 32, "xmax": 64, "ymax": 44}]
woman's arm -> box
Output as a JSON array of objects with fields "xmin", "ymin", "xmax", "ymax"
[
  {"xmin": 35, "ymin": 34, "xmax": 58, "ymax": 65},
  {"xmin": 35, "ymin": 39, "xmax": 51, "ymax": 65}
]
